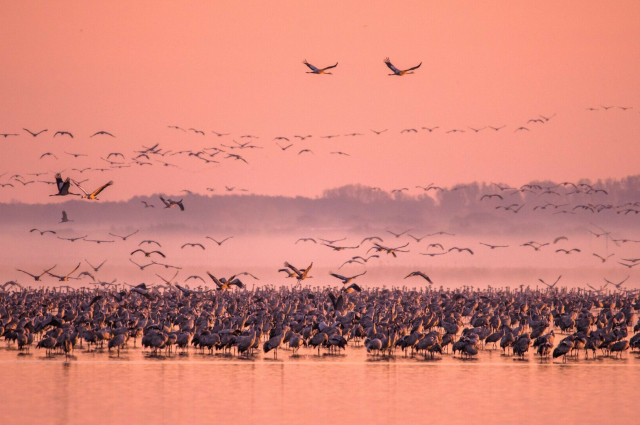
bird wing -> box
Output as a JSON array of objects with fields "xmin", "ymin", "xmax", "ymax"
[
  {"xmin": 230, "ymin": 279, "xmax": 245, "ymax": 288},
  {"xmin": 90, "ymin": 181, "xmax": 113, "ymax": 197},
  {"xmin": 151, "ymin": 251, "xmax": 166, "ymax": 258},
  {"xmin": 284, "ymin": 262, "xmax": 302, "ymax": 276},
  {"xmin": 66, "ymin": 263, "xmax": 81, "ymax": 278},
  {"xmin": 55, "ymin": 174, "xmax": 64, "ymax": 191},
  {"xmin": 330, "ymin": 273, "xmax": 348, "ymax": 281},
  {"xmin": 405, "ymin": 62, "xmax": 422, "ymax": 72},
  {"xmin": 347, "ymin": 283, "xmax": 362, "ymax": 292},
  {"xmin": 206, "ymin": 272, "xmax": 223, "ymax": 288},
  {"xmin": 418, "ymin": 272, "xmax": 432, "ymax": 283},
  {"xmin": 321, "ymin": 62, "xmax": 338, "ymax": 71},
  {"xmin": 16, "ymin": 269, "xmax": 37, "ymax": 278},
  {"xmin": 384, "ymin": 58, "xmax": 400, "ymax": 73},
  {"xmin": 79, "ymin": 271, "xmax": 96, "ymax": 282},
  {"xmin": 303, "ymin": 60, "xmax": 319, "ymax": 72},
  {"xmin": 131, "ymin": 249, "xmax": 144, "ymax": 256},
  {"xmin": 73, "ymin": 180, "xmax": 89, "ymax": 196}
]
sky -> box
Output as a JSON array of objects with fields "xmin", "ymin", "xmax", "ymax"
[{"xmin": 1, "ymin": 1, "xmax": 640, "ymax": 203}]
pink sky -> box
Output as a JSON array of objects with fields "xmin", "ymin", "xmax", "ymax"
[{"xmin": 1, "ymin": 1, "xmax": 640, "ymax": 203}]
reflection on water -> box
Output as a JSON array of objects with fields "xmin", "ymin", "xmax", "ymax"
[{"xmin": 0, "ymin": 343, "xmax": 638, "ymax": 425}]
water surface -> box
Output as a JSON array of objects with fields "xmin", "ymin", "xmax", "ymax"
[{"xmin": 1, "ymin": 341, "xmax": 637, "ymax": 425}]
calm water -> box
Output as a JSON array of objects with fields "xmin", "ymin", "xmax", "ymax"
[{"xmin": 0, "ymin": 341, "xmax": 638, "ymax": 425}]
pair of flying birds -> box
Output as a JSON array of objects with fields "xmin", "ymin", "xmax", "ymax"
[{"xmin": 303, "ymin": 58, "xmax": 421, "ymax": 76}]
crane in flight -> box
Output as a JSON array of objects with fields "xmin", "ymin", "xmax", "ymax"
[
  {"xmin": 329, "ymin": 271, "xmax": 366, "ymax": 285},
  {"xmin": 50, "ymin": 174, "xmax": 78, "ymax": 197},
  {"xmin": 303, "ymin": 60, "xmax": 338, "ymax": 75},
  {"xmin": 283, "ymin": 261, "xmax": 313, "ymax": 284},
  {"xmin": 47, "ymin": 263, "xmax": 81, "ymax": 281},
  {"xmin": 73, "ymin": 180, "xmax": 113, "ymax": 200},
  {"xmin": 206, "ymin": 272, "xmax": 245, "ymax": 290},
  {"xmin": 159, "ymin": 195, "xmax": 184, "ymax": 211},
  {"xmin": 17, "ymin": 265, "xmax": 57, "ymax": 281},
  {"xmin": 539, "ymin": 275, "xmax": 562, "ymax": 289},
  {"xmin": 384, "ymin": 57, "xmax": 421, "ymax": 76},
  {"xmin": 404, "ymin": 271, "xmax": 433, "ymax": 284}
]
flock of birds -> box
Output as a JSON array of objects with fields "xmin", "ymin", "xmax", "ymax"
[
  {"xmin": 1, "ymin": 282, "xmax": 639, "ymax": 363},
  {"xmin": 1, "ymin": 86, "xmax": 638, "ymax": 363}
]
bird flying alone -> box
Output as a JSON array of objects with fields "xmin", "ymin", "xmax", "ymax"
[
  {"xmin": 384, "ymin": 57, "xmax": 421, "ymax": 76},
  {"xmin": 404, "ymin": 271, "xmax": 433, "ymax": 284},
  {"xmin": 159, "ymin": 195, "xmax": 184, "ymax": 211},
  {"xmin": 303, "ymin": 60, "xmax": 338, "ymax": 75}
]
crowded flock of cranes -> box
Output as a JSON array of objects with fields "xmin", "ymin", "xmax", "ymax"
[
  {"xmin": 1, "ymin": 59, "xmax": 639, "ymax": 363},
  {"xmin": 1, "ymin": 279, "xmax": 639, "ymax": 362},
  {"xmin": 2, "ymin": 208, "xmax": 639, "ymax": 363}
]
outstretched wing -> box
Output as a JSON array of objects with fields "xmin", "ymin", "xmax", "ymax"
[
  {"xmin": 303, "ymin": 60, "xmax": 319, "ymax": 72},
  {"xmin": 73, "ymin": 180, "xmax": 89, "ymax": 196},
  {"xmin": 328, "ymin": 292, "xmax": 337, "ymax": 309},
  {"xmin": 347, "ymin": 283, "xmax": 362, "ymax": 292},
  {"xmin": 384, "ymin": 58, "xmax": 400, "ymax": 73},
  {"xmin": 66, "ymin": 262, "xmax": 81, "ymax": 278},
  {"xmin": 230, "ymin": 278, "xmax": 245, "ymax": 288},
  {"xmin": 55, "ymin": 174, "xmax": 64, "ymax": 191},
  {"xmin": 91, "ymin": 181, "xmax": 113, "ymax": 197},
  {"xmin": 284, "ymin": 262, "xmax": 302, "ymax": 276},
  {"xmin": 321, "ymin": 62, "xmax": 338, "ymax": 71},
  {"xmin": 405, "ymin": 62, "xmax": 422, "ymax": 72},
  {"xmin": 16, "ymin": 269, "xmax": 36, "ymax": 278},
  {"xmin": 206, "ymin": 272, "xmax": 223, "ymax": 288}
]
